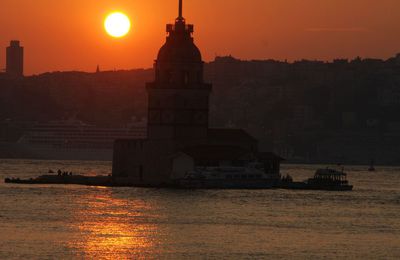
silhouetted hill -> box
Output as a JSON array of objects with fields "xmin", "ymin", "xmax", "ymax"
[
  {"xmin": 1, "ymin": 54, "xmax": 400, "ymax": 164},
  {"xmin": 0, "ymin": 69, "xmax": 153, "ymax": 125},
  {"xmin": 205, "ymin": 55, "xmax": 400, "ymax": 163}
]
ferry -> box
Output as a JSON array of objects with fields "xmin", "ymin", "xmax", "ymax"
[
  {"xmin": 306, "ymin": 168, "xmax": 353, "ymax": 190},
  {"xmin": 3, "ymin": 119, "xmax": 146, "ymax": 161},
  {"xmin": 176, "ymin": 163, "xmax": 280, "ymax": 189},
  {"xmin": 280, "ymin": 168, "xmax": 353, "ymax": 191}
]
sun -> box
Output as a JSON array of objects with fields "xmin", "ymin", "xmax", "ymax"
[{"xmin": 104, "ymin": 12, "xmax": 131, "ymax": 38}]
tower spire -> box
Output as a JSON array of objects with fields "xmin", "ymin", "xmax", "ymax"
[{"xmin": 178, "ymin": 0, "xmax": 183, "ymax": 19}]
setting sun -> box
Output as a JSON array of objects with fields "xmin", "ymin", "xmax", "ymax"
[{"xmin": 104, "ymin": 12, "xmax": 131, "ymax": 38}]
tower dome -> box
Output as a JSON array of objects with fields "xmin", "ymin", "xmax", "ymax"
[
  {"xmin": 152, "ymin": 0, "xmax": 205, "ymax": 85},
  {"xmin": 156, "ymin": 0, "xmax": 202, "ymax": 63},
  {"xmin": 157, "ymin": 33, "xmax": 202, "ymax": 63}
]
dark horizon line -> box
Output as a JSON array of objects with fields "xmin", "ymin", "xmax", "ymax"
[{"xmin": 3, "ymin": 52, "xmax": 399, "ymax": 77}]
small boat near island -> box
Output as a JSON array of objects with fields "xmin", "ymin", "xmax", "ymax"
[
  {"xmin": 280, "ymin": 168, "xmax": 353, "ymax": 191},
  {"xmin": 368, "ymin": 159, "xmax": 376, "ymax": 172}
]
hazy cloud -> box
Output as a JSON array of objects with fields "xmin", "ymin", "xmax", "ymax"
[{"xmin": 306, "ymin": 27, "xmax": 369, "ymax": 33}]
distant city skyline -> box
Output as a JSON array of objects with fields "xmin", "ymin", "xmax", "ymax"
[{"xmin": 1, "ymin": 0, "xmax": 400, "ymax": 75}]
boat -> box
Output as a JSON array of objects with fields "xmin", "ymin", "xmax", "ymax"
[
  {"xmin": 280, "ymin": 168, "xmax": 353, "ymax": 191},
  {"xmin": 306, "ymin": 168, "xmax": 353, "ymax": 190},
  {"xmin": 1, "ymin": 119, "xmax": 147, "ymax": 161},
  {"xmin": 176, "ymin": 163, "xmax": 280, "ymax": 189},
  {"xmin": 368, "ymin": 159, "xmax": 376, "ymax": 172}
]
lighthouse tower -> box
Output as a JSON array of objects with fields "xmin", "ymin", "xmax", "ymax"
[
  {"xmin": 112, "ymin": 0, "xmax": 262, "ymax": 186},
  {"xmin": 146, "ymin": 0, "xmax": 212, "ymax": 140}
]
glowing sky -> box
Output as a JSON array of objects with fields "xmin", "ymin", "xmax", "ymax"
[{"xmin": 1, "ymin": 0, "xmax": 400, "ymax": 75}]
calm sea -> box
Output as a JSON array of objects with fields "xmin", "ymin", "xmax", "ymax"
[{"xmin": 0, "ymin": 159, "xmax": 399, "ymax": 259}]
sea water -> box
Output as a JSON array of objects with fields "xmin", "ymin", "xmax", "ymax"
[{"xmin": 0, "ymin": 160, "xmax": 399, "ymax": 259}]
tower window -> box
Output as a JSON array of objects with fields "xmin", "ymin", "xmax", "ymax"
[
  {"xmin": 197, "ymin": 71, "xmax": 203, "ymax": 83},
  {"xmin": 139, "ymin": 165, "xmax": 143, "ymax": 181},
  {"xmin": 156, "ymin": 69, "xmax": 160, "ymax": 81},
  {"xmin": 183, "ymin": 71, "xmax": 189, "ymax": 85},
  {"xmin": 165, "ymin": 70, "xmax": 172, "ymax": 83}
]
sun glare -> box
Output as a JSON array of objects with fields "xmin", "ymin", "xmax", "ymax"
[{"xmin": 104, "ymin": 12, "xmax": 131, "ymax": 38}]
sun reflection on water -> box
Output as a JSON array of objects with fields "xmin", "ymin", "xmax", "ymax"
[{"xmin": 69, "ymin": 189, "xmax": 160, "ymax": 259}]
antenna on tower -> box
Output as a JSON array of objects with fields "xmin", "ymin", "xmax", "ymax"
[{"xmin": 178, "ymin": 0, "xmax": 183, "ymax": 19}]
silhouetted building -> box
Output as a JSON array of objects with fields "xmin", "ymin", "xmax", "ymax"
[
  {"xmin": 112, "ymin": 0, "xmax": 278, "ymax": 185},
  {"xmin": 6, "ymin": 41, "xmax": 24, "ymax": 77}
]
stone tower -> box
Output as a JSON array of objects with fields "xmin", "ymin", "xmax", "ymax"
[
  {"xmin": 112, "ymin": 0, "xmax": 262, "ymax": 185},
  {"xmin": 146, "ymin": 0, "xmax": 212, "ymax": 140}
]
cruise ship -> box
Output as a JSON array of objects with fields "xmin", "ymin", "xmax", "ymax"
[{"xmin": 2, "ymin": 119, "xmax": 147, "ymax": 161}]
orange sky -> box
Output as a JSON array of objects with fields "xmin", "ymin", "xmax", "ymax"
[{"xmin": 1, "ymin": 0, "xmax": 400, "ymax": 75}]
